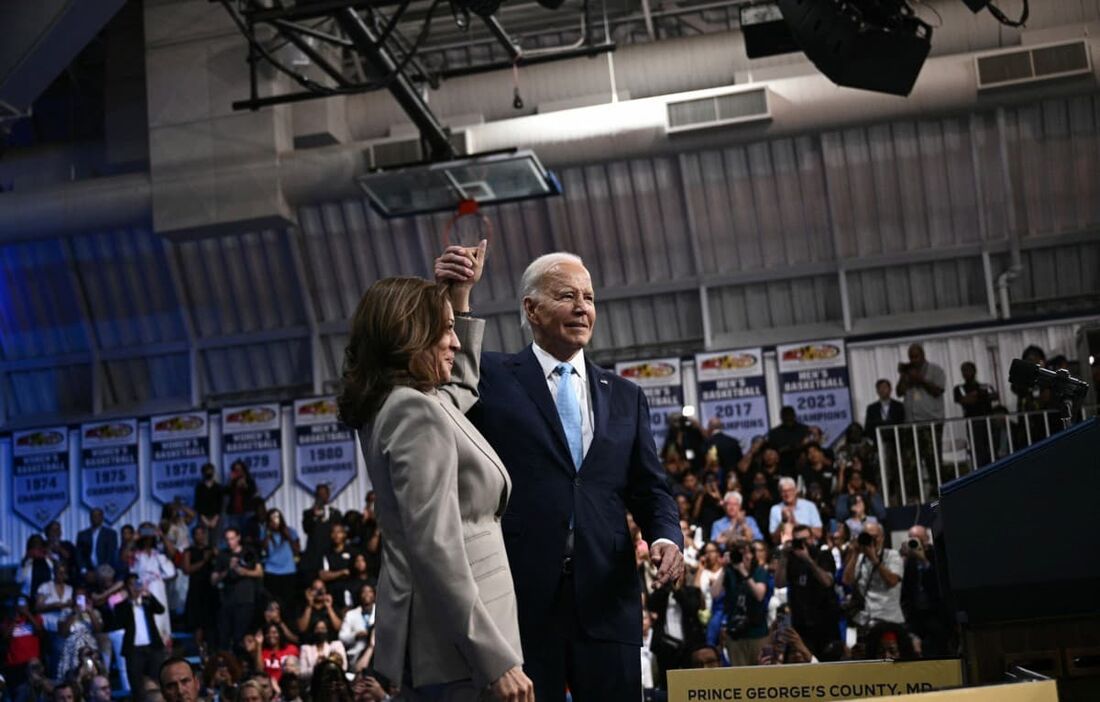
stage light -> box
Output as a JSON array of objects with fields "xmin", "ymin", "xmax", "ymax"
[
  {"xmin": 776, "ymin": 0, "xmax": 933, "ymax": 96},
  {"xmin": 740, "ymin": 2, "xmax": 800, "ymax": 59}
]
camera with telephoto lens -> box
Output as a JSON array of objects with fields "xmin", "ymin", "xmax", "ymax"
[
  {"xmin": 907, "ymin": 538, "xmax": 921, "ymax": 551},
  {"xmin": 791, "ymin": 537, "xmax": 806, "ymax": 551},
  {"xmin": 857, "ymin": 531, "xmax": 873, "ymax": 547}
]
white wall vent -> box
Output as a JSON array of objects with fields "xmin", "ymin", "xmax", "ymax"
[
  {"xmin": 367, "ymin": 131, "xmax": 469, "ymax": 168},
  {"xmin": 976, "ymin": 39, "xmax": 1092, "ymax": 91},
  {"xmin": 665, "ymin": 86, "xmax": 771, "ymax": 135}
]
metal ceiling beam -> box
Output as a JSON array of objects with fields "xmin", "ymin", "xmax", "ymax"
[{"xmin": 334, "ymin": 7, "xmax": 456, "ymax": 161}]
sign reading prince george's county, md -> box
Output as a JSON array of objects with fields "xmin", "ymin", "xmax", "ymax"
[{"xmin": 668, "ymin": 659, "xmax": 963, "ymax": 702}]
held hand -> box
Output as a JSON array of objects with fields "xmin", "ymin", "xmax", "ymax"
[
  {"xmin": 490, "ymin": 666, "xmax": 534, "ymax": 702},
  {"xmin": 434, "ymin": 241, "xmax": 487, "ymax": 289},
  {"xmin": 650, "ymin": 542, "xmax": 685, "ymax": 589}
]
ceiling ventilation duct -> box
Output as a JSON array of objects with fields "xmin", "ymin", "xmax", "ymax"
[
  {"xmin": 975, "ymin": 39, "xmax": 1092, "ymax": 91},
  {"xmin": 665, "ymin": 87, "xmax": 771, "ymax": 134}
]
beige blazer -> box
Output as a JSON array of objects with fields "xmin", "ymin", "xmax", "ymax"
[{"xmin": 359, "ymin": 317, "xmax": 522, "ymax": 691}]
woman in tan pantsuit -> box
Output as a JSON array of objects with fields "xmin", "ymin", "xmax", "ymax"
[{"xmin": 337, "ymin": 242, "xmax": 533, "ymax": 702}]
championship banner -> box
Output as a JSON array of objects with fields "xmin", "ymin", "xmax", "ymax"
[
  {"xmin": 668, "ymin": 658, "xmax": 963, "ymax": 702},
  {"xmin": 80, "ymin": 419, "xmax": 140, "ymax": 523},
  {"xmin": 294, "ymin": 397, "xmax": 357, "ymax": 500},
  {"xmin": 695, "ymin": 348, "xmax": 769, "ymax": 452},
  {"xmin": 777, "ymin": 339, "xmax": 854, "ymax": 447},
  {"xmin": 615, "ymin": 357, "xmax": 683, "ymax": 451},
  {"xmin": 222, "ymin": 404, "xmax": 283, "ymax": 500},
  {"xmin": 150, "ymin": 412, "xmax": 210, "ymax": 505},
  {"xmin": 11, "ymin": 427, "xmax": 71, "ymax": 529}
]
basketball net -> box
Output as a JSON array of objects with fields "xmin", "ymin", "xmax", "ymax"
[{"xmin": 442, "ymin": 199, "xmax": 492, "ymax": 255}]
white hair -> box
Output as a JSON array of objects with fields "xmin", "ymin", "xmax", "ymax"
[
  {"xmin": 722, "ymin": 491, "xmax": 743, "ymax": 506},
  {"xmin": 778, "ymin": 477, "xmax": 797, "ymax": 491},
  {"xmin": 518, "ymin": 252, "xmax": 585, "ymax": 331}
]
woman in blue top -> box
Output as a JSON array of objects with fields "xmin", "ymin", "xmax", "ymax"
[{"xmin": 260, "ymin": 508, "xmax": 300, "ymax": 612}]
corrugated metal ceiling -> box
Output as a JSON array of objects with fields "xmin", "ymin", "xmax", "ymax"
[{"xmin": 3, "ymin": 93, "xmax": 1100, "ymax": 425}]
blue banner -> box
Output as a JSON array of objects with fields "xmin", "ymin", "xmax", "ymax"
[
  {"xmin": 695, "ymin": 348, "xmax": 769, "ymax": 454},
  {"xmin": 615, "ymin": 357, "xmax": 684, "ymax": 451},
  {"xmin": 222, "ymin": 404, "xmax": 283, "ymax": 500},
  {"xmin": 80, "ymin": 419, "xmax": 140, "ymax": 523},
  {"xmin": 150, "ymin": 412, "xmax": 211, "ymax": 505},
  {"xmin": 777, "ymin": 339, "xmax": 854, "ymax": 447},
  {"xmin": 12, "ymin": 427, "xmax": 71, "ymax": 529},
  {"xmin": 294, "ymin": 397, "xmax": 357, "ymax": 500}
]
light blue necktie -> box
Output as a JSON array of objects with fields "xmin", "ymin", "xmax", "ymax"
[{"xmin": 554, "ymin": 362, "xmax": 584, "ymax": 471}]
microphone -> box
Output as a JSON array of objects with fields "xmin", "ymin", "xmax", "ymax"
[{"xmin": 1008, "ymin": 358, "xmax": 1089, "ymax": 400}]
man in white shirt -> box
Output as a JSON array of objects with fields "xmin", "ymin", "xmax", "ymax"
[
  {"xmin": 117, "ymin": 574, "xmax": 166, "ymax": 702},
  {"xmin": 842, "ymin": 522, "xmax": 904, "ymax": 628},
  {"xmin": 338, "ymin": 583, "xmax": 376, "ymax": 670}
]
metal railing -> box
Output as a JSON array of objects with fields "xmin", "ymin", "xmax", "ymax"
[{"xmin": 874, "ymin": 404, "xmax": 1098, "ymax": 506}]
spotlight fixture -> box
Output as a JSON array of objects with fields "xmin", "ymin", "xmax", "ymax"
[
  {"xmin": 739, "ymin": 3, "xmax": 800, "ymax": 59},
  {"xmin": 776, "ymin": 0, "xmax": 933, "ymax": 96}
]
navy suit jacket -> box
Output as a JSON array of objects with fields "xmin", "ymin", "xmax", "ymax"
[
  {"xmin": 467, "ymin": 344, "xmax": 682, "ymax": 646},
  {"xmin": 76, "ymin": 526, "xmax": 118, "ymax": 575}
]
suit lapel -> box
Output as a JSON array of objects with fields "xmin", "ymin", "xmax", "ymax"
[
  {"xmin": 583, "ymin": 361, "xmax": 612, "ymax": 470},
  {"xmin": 509, "ymin": 347, "xmax": 574, "ymax": 473},
  {"xmin": 436, "ymin": 396, "xmax": 512, "ymax": 497}
]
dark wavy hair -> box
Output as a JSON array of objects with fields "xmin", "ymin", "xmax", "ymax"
[{"xmin": 337, "ymin": 277, "xmax": 449, "ymax": 428}]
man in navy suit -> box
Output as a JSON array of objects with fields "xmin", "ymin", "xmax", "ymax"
[
  {"xmin": 864, "ymin": 378, "xmax": 906, "ymax": 441},
  {"xmin": 438, "ymin": 249, "xmax": 684, "ymax": 702},
  {"xmin": 76, "ymin": 509, "xmax": 119, "ymax": 581}
]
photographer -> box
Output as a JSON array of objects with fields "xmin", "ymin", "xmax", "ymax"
[
  {"xmin": 712, "ymin": 541, "xmax": 768, "ymax": 666},
  {"xmin": 211, "ymin": 527, "xmax": 263, "ymax": 651},
  {"xmin": 952, "ymin": 362, "xmax": 999, "ymax": 468},
  {"xmin": 900, "ymin": 526, "xmax": 951, "ymax": 657},
  {"xmin": 774, "ymin": 524, "xmax": 839, "ymax": 658},
  {"xmin": 896, "ymin": 345, "xmax": 946, "ymax": 493},
  {"xmin": 295, "ymin": 579, "xmax": 342, "ymax": 639},
  {"xmin": 842, "ymin": 522, "xmax": 904, "ymax": 633},
  {"xmin": 647, "ymin": 569, "xmax": 705, "ymax": 688}
]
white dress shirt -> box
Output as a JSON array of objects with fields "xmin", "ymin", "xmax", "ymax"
[
  {"xmin": 131, "ymin": 600, "xmax": 152, "ymax": 647},
  {"xmin": 531, "ymin": 342, "xmax": 594, "ymax": 458}
]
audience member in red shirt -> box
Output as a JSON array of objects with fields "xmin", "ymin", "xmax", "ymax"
[
  {"xmin": 256, "ymin": 623, "xmax": 298, "ymax": 685},
  {"xmin": 2, "ymin": 596, "xmax": 43, "ymax": 690}
]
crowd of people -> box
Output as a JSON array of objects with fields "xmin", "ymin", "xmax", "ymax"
[
  {"xmin": 648, "ymin": 400, "xmax": 953, "ymax": 693},
  {"xmin": 4, "ymin": 467, "xmax": 386, "ymax": 702},
  {"xmin": 0, "ymin": 340, "xmax": 1081, "ymax": 702},
  {"xmin": 640, "ymin": 342, "xmax": 1082, "ymax": 692}
]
